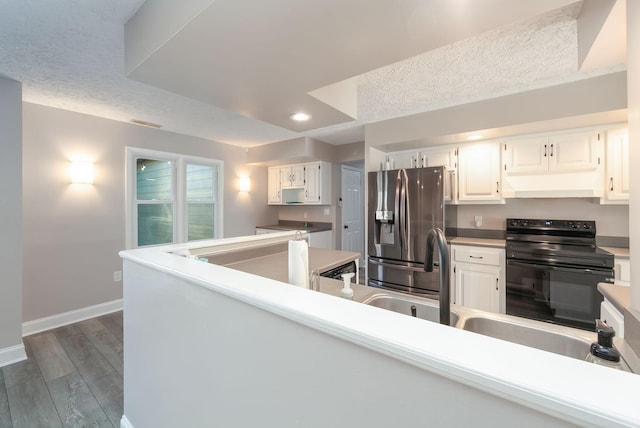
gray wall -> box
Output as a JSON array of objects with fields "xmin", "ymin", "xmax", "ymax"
[
  {"xmin": 0, "ymin": 78, "xmax": 23, "ymax": 350},
  {"xmin": 457, "ymin": 198, "xmax": 629, "ymax": 237},
  {"xmin": 22, "ymin": 103, "xmax": 276, "ymax": 322}
]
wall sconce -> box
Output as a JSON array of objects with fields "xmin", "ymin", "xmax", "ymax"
[
  {"xmin": 69, "ymin": 161, "xmax": 95, "ymax": 184},
  {"xmin": 238, "ymin": 177, "xmax": 251, "ymax": 192}
]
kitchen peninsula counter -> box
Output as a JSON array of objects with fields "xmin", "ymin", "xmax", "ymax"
[{"xmin": 120, "ymin": 232, "xmax": 640, "ymax": 428}]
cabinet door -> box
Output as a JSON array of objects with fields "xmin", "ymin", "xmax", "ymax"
[
  {"xmin": 388, "ymin": 149, "xmax": 419, "ymax": 169},
  {"xmin": 423, "ymin": 146, "xmax": 457, "ymax": 169},
  {"xmin": 267, "ymin": 167, "xmax": 282, "ymax": 204},
  {"xmin": 605, "ymin": 128, "xmax": 629, "ymax": 201},
  {"xmin": 504, "ymin": 137, "xmax": 548, "ymax": 175},
  {"xmin": 304, "ymin": 163, "xmax": 321, "ymax": 203},
  {"xmin": 458, "ymin": 143, "xmax": 502, "ymax": 202},
  {"xmin": 280, "ymin": 167, "xmax": 292, "ymax": 188},
  {"xmin": 548, "ymin": 131, "xmax": 600, "ymax": 172},
  {"xmin": 455, "ymin": 263, "xmax": 500, "ymax": 313},
  {"xmin": 290, "ymin": 165, "xmax": 306, "ymax": 187}
]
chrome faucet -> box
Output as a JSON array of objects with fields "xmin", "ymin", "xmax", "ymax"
[{"xmin": 424, "ymin": 227, "xmax": 450, "ymax": 326}]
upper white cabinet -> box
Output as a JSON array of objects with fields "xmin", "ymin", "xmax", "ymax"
[
  {"xmin": 387, "ymin": 146, "xmax": 457, "ymax": 170},
  {"xmin": 280, "ymin": 165, "xmax": 305, "ymax": 189},
  {"xmin": 504, "ymin": 131, "xmax": 600, "ymax": 175},
  {"xmin": 268, "ymin": 161, "xmax": 332, "ymax": 205},
  {"xmin": 267, "ymin": 167, "xmax": 282, "ymax": 204},
  {"xmin": 501, "ymin": 130, "xmax": 604, "ymax": 198},
  {"xmin": 457, "ymin": 142, "xmax": 503, "ymax": 203},
  {"xmin": 603, "ymin": 128, "xmax": 629, "ymax": 203}
]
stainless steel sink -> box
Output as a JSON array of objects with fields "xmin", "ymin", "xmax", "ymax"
[
  {"xmin": 458, "ymin": 316, "xmax": 593, "ymax": 361},
  {"xmin": 362, "ymin": 293, "xmax": 459, "ymax": 326}
]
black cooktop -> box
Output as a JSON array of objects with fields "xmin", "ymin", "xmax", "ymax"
[{"xmin": 505, "ymin": 218, "xmax": 613, "ymax": 269}]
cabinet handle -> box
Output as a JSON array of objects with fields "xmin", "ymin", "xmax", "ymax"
[
  {"xmin": 496, "ymin": 181, "xmax": 499, "ymax": 193},
  {"xmin": 610, "ymin": 177, "xmax": 614, "ymax": 191},
  {"xmin": 469, "ymin": 255, "xmax": 484, "ymax": 259},
  {"xmin": 550, "ymin": 144, "xmax": 554, "ymax": 157},
  {"xmin": 496, "ymin": 277, "xmax": 499, "ymax": 291},
  {"xmin": 544, "ymin": 144, "xmax": 547, "ymax": 157},
  {"xmin": 305, "ymin": 190, "xmax": 308, "ymax": 197}
]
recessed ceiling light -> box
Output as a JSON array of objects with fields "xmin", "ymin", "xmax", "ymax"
[
  {"xmin": 290, "ymin": 112, "xmax": 311, "ymax": 121},
  {"xmin": 467, "ymin": 134, "xmax": 482, "ymax": 140}
]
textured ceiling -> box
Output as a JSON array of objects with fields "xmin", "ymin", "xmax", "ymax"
[{"xmin": 0, "ymin": 0, "xmax": 626, "ymax": 148}]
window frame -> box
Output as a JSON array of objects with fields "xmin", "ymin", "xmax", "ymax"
[{"xmin": 125, "ymin": 147, "xmax": 224, "ymax": 249}]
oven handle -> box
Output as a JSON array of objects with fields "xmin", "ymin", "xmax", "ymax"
[{"xmin": 507, "ymin": 260, "xmax": 612, "ymax": 275}]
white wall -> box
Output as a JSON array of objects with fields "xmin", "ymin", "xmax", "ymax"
[
  {"xmin": 0, "ymin": 78, "xmax": 24, "ymax": 355},
  {"xmin": 22, "ymin": 103, "xmax": 276, "ymax": 323},
  {"xmin": 457, "ymin": 198, "xmax": 629, "ymax": 237}
]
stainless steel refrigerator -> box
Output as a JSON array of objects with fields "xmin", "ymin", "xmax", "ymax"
[{"xmin": 367, "ymin": 166, "xmax": 457, "ymax": 295}]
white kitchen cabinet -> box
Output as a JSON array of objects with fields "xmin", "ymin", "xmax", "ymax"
[
  {"xmin": 268, "ymin": 161, "xmax": 332, "ymax": 205},
  {"xmin": 603, "ymin": 128, "xmax": 629, "ymax": 203},
  {"xmin": 451, "ymin": 245, "xmax": 505, "ymax": 313},
  {"xmin": 501, "ymin": 130, "xmax": 604, "ymax": 198},
  {"xmin": 387, "ymin": 149, "xmax": 420, "ymax": 169},
  {"xmin": 386, "ymin": 146, "xmax": 457, "ymax": 170},
  {"xmin": 281, "ymin": 164, "xmax": 305, "ymax": 189},
  {"xmin": 304, "ymin": 161, "xmax": 332, "ymax": 204},
  {"xmin": 614, "ymin": 257, "xmax": 630, "ymax": 286},
  {"xmin": 457, "ymin": 142, "xmax": 503, "ymax": 203},
  {"xmin": 600, "ymin": 299, "xmax": 624, "ymax": 338},
  {"xmin": 267, "ymin": 167, "xmax": 282, "ymax": 204},
  {"xmin": 504, "ymin": 131, "xmax": 600, "ymax": 175}
]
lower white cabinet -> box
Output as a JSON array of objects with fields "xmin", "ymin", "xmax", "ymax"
[
  {"xmin": 451, "ymin": 245, "xmax": 505, "ymax": 313},
  {"xmin": 600, "ymin": 299, "xmax": 624, "ymax": 338},
  {"xmin": 614, "ymin": 257, "xmax": 630, "ymax": 286}
]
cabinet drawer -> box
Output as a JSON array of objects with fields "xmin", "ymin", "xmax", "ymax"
[{"xmin": 453, "ymin": 247, "xmax": 501, "ymax": 266}]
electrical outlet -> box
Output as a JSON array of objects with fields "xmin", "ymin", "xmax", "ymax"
[
  {"xmin": 113, "ymin": 270, "xmax": 122, "ymax": 282},
  {"xmin": 304, "ymin": 211, "xmax": 308, "ymax": 219},
  {"xmin": 323, "ymin": 208, "xmax": 330, "ymax": 216},
  {"xmin": 474, "ymin": 216, "xmax": 482, "ymax": 228}
]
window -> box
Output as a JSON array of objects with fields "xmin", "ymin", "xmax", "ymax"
[{"xmin": 126, "ymin": 148, "xmax": 223, "ymax": 248}]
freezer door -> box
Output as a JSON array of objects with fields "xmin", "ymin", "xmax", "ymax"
[
  {"xmin": 368, "ymin": 170, "xmax": 402, "ymax": 261},
  {"xmin": 404, "ymin": 167, "xmax": 445, "ymax": 264},
  {"xmin": 367, "ymin": 257, "xmax": 440, "ymax": 294}
]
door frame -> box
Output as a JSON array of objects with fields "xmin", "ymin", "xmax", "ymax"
[{"xmin": 340, "ymin": 164, "xmax": 364, "ymax": 268}]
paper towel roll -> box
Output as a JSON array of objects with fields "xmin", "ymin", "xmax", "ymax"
[{"xmin": 288, "ymin": 239, "xmax": 309, "ymax": 288}]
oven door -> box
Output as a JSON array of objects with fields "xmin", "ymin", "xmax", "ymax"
[{"xmin": 506, "ymin": 260, "xmax": 612, "ymax": 330}]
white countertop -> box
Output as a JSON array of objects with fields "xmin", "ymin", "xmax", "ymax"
[{"xmin": 121, "ymin": 232, "xmax": 640, "ymax": 427}]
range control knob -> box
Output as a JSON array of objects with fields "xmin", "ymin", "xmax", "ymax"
[{"xmin": 583, "ymin": 223, "xmax": 590, "ymax": 229}]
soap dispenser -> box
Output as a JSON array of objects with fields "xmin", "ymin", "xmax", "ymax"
[
  {"xmin": 585, "ymin": 319, "xmax": 623, "ymax": 370},
  {"xmin": 340, "ymin": 273, "xmax": 355, "ymax": 300}
]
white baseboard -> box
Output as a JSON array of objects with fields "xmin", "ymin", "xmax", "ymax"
[
  {"xmin": 120, "ymin": 415, "xmax": 134, "ymax": 428},
  {"xmin": 22, "ymin": 299, "xmax": 123, "ymax": 336},
  {"xmin": 0, "ymin": 343, "xmax": 27, "ymax": 368}
]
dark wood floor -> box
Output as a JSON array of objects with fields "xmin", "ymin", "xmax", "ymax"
[{"xmin": 0, "ymin": 311, "xmax": 123, "ymax": 428}]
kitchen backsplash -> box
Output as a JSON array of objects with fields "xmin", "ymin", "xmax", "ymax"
[{"xmin": 457, "ymin": 198, "xmax": 629, "ymax": 237}]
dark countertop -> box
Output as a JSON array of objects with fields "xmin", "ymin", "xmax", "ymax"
[
  {"xmin": 256, "ymin": 220, "xmax": 332, "ymax": 233},
  {"xmin": 221, "ymin": 247, "xmax": 359, "ymax": 282},
  {"xmin": 598, "ymin": 283, "xmax": 631, "ymax": 314}
]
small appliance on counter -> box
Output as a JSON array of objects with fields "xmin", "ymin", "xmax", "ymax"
[{"xmin": 505, "ymin": 218, "xmax": 614, "ymax": 331}]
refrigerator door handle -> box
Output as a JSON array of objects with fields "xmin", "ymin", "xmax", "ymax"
[
  {"xmin": 399, "ymin": 169, "xmax": 409, "ymax": 253},
  {"xmin": 395, "ymin": 170, "xmax": 404, "ymax": 251}
]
